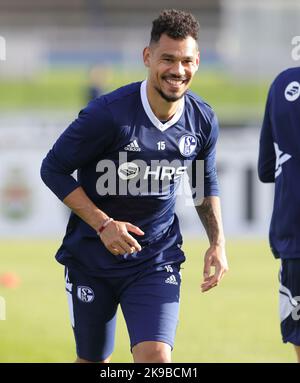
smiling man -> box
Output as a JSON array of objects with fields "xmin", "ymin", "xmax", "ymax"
[{"xmin": 41, "ymin": 9, "xmax": 228, "ymax": 363}]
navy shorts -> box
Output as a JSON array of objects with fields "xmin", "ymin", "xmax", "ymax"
[
  {"xmin": 279, "ymin": 259, "xmax": 300, "ymax": 346},
  {"xmin": 65, "ymin": 261, "xmax": 182, "ymax": 361}
]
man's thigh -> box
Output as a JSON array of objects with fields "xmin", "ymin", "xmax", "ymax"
[
  {"xmin": 279, "ymin": 259, "xmax": 300, "ymax": 346},
  {"xmin": 65, "ymin": 267, "xmax": 118, "ymax": 362},
  {"xmin": 120, "ymin": 262, "xmax": 182, "ymax": 352}
]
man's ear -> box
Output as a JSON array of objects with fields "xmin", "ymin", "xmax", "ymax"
[
  {"xmin": 143, "ymin": 46, "xmax": 151, "ymax": 68},
  {"xmin": 195, "ymin": 51, "xmax": 200, "ymax": 70}
]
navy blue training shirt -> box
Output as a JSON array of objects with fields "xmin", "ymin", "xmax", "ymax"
[
  {"xmin": 41, "ymin": 80, "xmax": 219, "ymax": 276},
  {"xmin": 258, "ymin": 67, "xmax": 300, "ymax": 259}
]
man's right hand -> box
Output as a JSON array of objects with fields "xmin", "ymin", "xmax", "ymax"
[
  {"xmin": 99, "ymin": 220, "xmax": 145, "ymax": 255},
  {"xmin": 62, "ymin": 187, "xmax": 144, "ymax": 255}
]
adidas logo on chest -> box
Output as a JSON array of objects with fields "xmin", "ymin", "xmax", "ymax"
[
  {"xmin": 165, "ymin": 274, "xmax": 178, "ymax": 285},
  {"xmin": 124, "ymin": 139, "xmax": 141, "ymax": 152}
]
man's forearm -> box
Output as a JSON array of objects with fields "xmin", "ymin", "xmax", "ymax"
[
  {"xmin": 195, "ymin": 196, "xmax": 225, "ymax": 246},
  {"xmin": 63, "ymin": 186, "xmax": 109, "ymax": 232}
]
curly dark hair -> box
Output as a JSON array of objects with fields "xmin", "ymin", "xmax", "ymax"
[{"xmin": 150, "ymin": 9, "xmax": 199, "ymax": 44}]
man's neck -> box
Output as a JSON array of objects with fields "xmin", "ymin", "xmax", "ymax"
[{"xmin": 146, "ymin": 82, "xmax": 182, "ymax": 121}]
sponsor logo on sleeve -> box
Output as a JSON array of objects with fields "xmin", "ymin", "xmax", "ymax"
[{"xmin": 284, "ymin": 81, "xmax": 300, "ymax": 102}]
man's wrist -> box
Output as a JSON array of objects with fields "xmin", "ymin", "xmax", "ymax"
[
  {"xmin": 97, "ymin": 218, "xmax": 114, "ymax": 236},
  {"xmin": 90, "ymin": 210, "xmax": 110, "ymax": 232},
  {"xmin": 210, "ymin": 239, "xmax": 226, "ymax": 248}
]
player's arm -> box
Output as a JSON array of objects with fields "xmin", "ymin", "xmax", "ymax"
[
  {"xmin": 62, "ymin": 187, "xmax": 144, "ymax": 255},
  {"xmin": 40, "ymin": 99, "xmax": 144, "ymax": 255},
  {"xmin": 191, "ymin": 112, "xmax": 228, "ymax": 292},
  {"xmin": 258, "ymin": 85, "xmax": 276, "ymax": 183},
  {"xmin": 196, "ymin": 196, "xmax": 227, "ymax": 292}
]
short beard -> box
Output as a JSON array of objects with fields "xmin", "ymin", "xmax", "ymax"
[{"xmin": 155, "ymin": 86, "xmax": 186, "ymax": 103}]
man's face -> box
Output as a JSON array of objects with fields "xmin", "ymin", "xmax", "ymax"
[{"xmin": 143, "ymin": 34, "xmax": 200, "ymax": 102}]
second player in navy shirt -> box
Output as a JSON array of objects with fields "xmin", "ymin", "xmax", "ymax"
[
  {"xmin": 258, "ymin": 67, "xmax": 300, "ymax": 259},
  {"xmin": 258, "ymin": 67, "xmax": 300, "ymax": 361}
]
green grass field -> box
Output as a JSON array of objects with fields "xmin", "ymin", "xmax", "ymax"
[
  {"xmin": 0, "ymin": 239, "xmax": 295, "ymax": 363},
  {"xmin": 0, "ymin": 69, "xmax": 270, "ymax": 124}
]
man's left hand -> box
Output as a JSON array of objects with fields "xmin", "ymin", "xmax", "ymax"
[{"xmin": 201, "ymin": 245, "xmax": 228, "ymax": 293}]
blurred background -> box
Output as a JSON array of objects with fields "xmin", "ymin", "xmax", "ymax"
[{"xmin": 0, "ymin": 0, "xmax": 299, "ymax": 362}]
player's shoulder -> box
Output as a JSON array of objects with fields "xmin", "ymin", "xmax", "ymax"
[
  {"xmin": 82, "ymin": 82, "xmax": 141, "ymax": 117},
  {"xmin": 101, "ymin": 81, "xmax": 141, "ymax": 106},
  {"xmin": 267, "ymin": 67, "xmax": 300, "ymax": 103},
  {"xmin": 185, "ymin": 89, "xmax": 217, "ymax": 124},
  {"xmin": 272, "ymin": 66, "xmax": 300, "ymax": 86}
]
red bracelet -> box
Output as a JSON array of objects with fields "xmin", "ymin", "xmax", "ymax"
[{"xmin": 97, "ymin": 218, "xmax": 114, "ymax": 236}]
